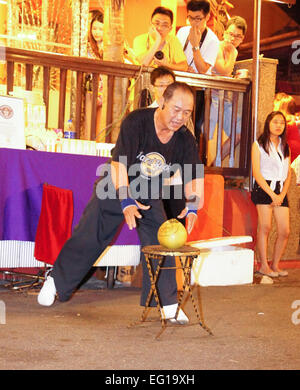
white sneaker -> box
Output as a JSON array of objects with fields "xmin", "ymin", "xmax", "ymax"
[
  {"xmin": 161, "ymin": 303, "xmax": 189, "ymax": 325},
  {"xmin": 37, "ymin": 275, "xmax": 57, "ymax": 306}
]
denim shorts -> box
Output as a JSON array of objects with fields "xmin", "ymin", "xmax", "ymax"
[{"xmin": 251, "ymin": 180, "xmax": 289, "ymax": 207}]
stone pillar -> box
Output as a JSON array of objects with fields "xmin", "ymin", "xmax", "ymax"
[
  {"xmin": 234, "ymin": 57, "xmax": 278, "ymax": 137},
  {"xmin": 280, "ymin": 170, "xmax": 300, "ymax": 260}
]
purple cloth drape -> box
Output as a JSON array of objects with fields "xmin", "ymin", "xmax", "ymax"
[{"xmin": 0, "ymin": 148, "xmax": 139, "ymax": 245}]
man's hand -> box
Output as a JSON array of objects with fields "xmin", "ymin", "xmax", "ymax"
[
  {"xmin": 123, "ymin": 201, "xmax": 150, "ymax": 230},
  {"xmin": 149, "ymin": 24, "xmax": 162, "ymax": 43},
  {"xmin": 177, "ymin": 207, "xmax": 198, "ymax": 235},
  {"xmin": 222, "ymin": 41, "xmax": 237, "ymax": 59},
  {"xmin": 186, "ymin": 212, "xmax": 198, "ymax": 234},
  {"xmin": 188, "ymin": 25, "xmax": 202, "ymax": 48},
  {"xmin": 153, "ymin": 56, "xmax": 168, "ymax": 67}
]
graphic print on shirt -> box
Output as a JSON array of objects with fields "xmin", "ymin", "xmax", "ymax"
[{"xmin": 136, "ymin": 151, "xmax": 171, "ymax": 179}]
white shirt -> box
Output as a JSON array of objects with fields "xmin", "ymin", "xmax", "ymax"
[
  {"xmin": 176, "ymin": 26, "xmax": 219, "ymax": 75},
  {"xmin": 148, "ymin": 100, "xmax": 159, "ymax": 108},
  {"xmin": 255, "ymin": 140, "xmax": 289, "ymax": 191}
]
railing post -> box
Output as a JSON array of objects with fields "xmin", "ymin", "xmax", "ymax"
[
  {"xmin": 58, "ymin": 69, "xmax": 67, "ymax": 130},
  {"xmin": 215, "ymin": 90, "xmax": 225, "ymax": 167},
  {"xmin": 43, "ymin": 66, "xmax": 50, "ymax": 129},
  {"xmin": 75, "ymin": 71, "xmax": 83, "ymax": 137},
  {"xmin": 25, "ymin": 64, "xmax": 33, "ymax": 91},
  {"xmin": 6, "ymin": 61, "xmax": 14, "ymax": 94},
  {"xmin": 105, "ymin": 75, "xmax": 115, "ymax": 143},
  {"xmin": 202, "ymin": 88, "xmax": 211, "ymax": 166},
  {"xmin": 229, "ymin": 91, "xmax": 239, "ymax": 168},
  {"xmin": 90, "ymin": 73, "xmax": 99, "ymax": 141}
]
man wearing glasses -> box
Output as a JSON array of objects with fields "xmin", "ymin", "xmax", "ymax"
[
  {"xmin": 133, "ymin": 7, "xmax": 188, "ymax": 71},
  {"xmin": 148, "ymin": 66, "xmax": 176, "ymax": 108},
  {"xmin": 212, "ymin": 16, "xmax": 247, "ymax": 77},
  {"xmin": 177, "ymin": 0, "xmax": 219, "ymax": 75},
  {"xmin": 209, "ymin": 16, "xmax": 247, "ymax": 166}
]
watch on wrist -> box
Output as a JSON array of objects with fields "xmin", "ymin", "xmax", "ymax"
[{"xmin": 192, "ymin": 46, "xmax": 200, "ymax": 52}]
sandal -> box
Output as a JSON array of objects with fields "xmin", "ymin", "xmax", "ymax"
[
  {"xmin": 277, "ymin": 270, "xmax": 288, "ymax": 277},
  {"xmin": 256, "ymin": 270, "xmax": 279, "ymax": 278}
]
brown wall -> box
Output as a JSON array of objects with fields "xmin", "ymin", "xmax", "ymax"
[
  {"xmin": 124, "ymin": 0, "xmax": 188, "ymax": 46},
  {"xmin": 124, "ymin": 0, "xmax": 161, "ymax": 47},
  {"xmin": 176, "ymin": 5, "xmax": 187, "ymax": 30}
]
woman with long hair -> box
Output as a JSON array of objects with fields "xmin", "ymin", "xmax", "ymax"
[
  {"xmin": 87, "ymin": 12, "xmax": 104, "ymax": 60},
  {"xmin": 85, "ymin": 12, "xmax": 104, "ymax": 136},
  {"xmin": 251, "ymin": 111, "xmax": 291, "ymax": 277}
]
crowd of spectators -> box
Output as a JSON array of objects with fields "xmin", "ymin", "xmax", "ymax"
[{"xmin": 90, "ymin": 0, "xmax": 298, "ymax": 168}]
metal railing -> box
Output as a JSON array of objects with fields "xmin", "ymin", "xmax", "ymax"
[{"xmin": 1, "ymin": 45, "xmax": 252, "ymax": 177}]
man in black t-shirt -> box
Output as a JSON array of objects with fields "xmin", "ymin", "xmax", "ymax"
[{"xmin": 37, "ymin": 82, "xmax": 204, "ymax": 324}]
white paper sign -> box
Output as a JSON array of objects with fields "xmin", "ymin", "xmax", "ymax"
[{"xmin": 0, "ymin": 95, "xmax": 26, "ymax": 149}]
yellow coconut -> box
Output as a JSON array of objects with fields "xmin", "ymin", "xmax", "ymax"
[{"xmin": 157, "ymin": 219, "xmax": 187, "ymax": 250}]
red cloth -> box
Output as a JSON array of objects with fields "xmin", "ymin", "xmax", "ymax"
[
  {"xmin": 287, "ymin": 122, "xmax": 300, "ymax": 163},
  {"xmin": 34, "ymin": 184, "xmax": 74, "ymax": 265}
]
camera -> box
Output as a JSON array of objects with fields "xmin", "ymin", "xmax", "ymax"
[{"xmin": 154, "ymin": 51, "xmax": 164, "ymax": 60}]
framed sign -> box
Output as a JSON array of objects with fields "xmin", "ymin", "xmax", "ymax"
[{"xmin": 0, "ymin": 95, "xmax": 26, "ymax": 150}]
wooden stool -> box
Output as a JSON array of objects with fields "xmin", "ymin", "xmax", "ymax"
[{"xmin": 140, "ymin": 244, "xmax": 213, "ymax": 339}]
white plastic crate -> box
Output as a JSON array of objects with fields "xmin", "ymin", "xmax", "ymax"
[{"xmin": 190, "ymin": 236, "xmax": 254, "ymax": 286}]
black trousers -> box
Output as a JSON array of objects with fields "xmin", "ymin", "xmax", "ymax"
[
  {"xmin": 51, "ymin": 185, "xmax": 178, "ymax": 307},
  {"xmin": 163, "ymin": 185, "xmax": 186, "ymax": 226}
]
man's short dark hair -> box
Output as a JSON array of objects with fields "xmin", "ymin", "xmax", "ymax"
[
  {"xmin": 163, "ymin": 82, "xmax": 194, "ymax": 103},
  {"xmin": 226, "ymin": 16, "xmax": 247, "ymax": 35},
  {"xmin": 187, "ymin": 0, "xmax": 210, "ymax": 15},
  {"xmin": 150, "ymin": 66, "xmax": 176, "ymax": 86},
  {"xmin": 151, "ymin": 6, "xmax": 173, "ymax": 25}
]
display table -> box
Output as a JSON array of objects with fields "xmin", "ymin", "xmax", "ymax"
[{"xmin": 0, "ymin": 148, "xmax": 140, "ymax": 268}]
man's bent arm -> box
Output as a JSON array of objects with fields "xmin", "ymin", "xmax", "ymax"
[
  {"xmin": 178, "ymin": 177, "xmax": 204, "ymax": 234},
  {"xmin": 110, "ymin": 160, "xmax": 129, "ymax": 193},
  {"xmin": 110, "ymin": 160, "xmax": 150, "ymax": 230},
  {"xmin": 185, "ymin": 177, "xmax": 204, "ymax": 210}
]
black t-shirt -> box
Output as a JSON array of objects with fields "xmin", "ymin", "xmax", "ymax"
[{"xmin": 111, "ymin": 108, "xmax": 202, "ymax": 202}]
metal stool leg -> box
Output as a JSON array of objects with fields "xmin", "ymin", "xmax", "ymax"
[
  {"xmin": 141, "ymin": 254, "xmax": 168, "ymax": 334},
  {"xmin": 178, "ymin": 255, "xmax": 213, "ymax": 335}
]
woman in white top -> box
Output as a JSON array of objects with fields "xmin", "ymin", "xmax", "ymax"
[{"xmin": 251, "ymin": 111, "xmax": 291, "ymax": 278}]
